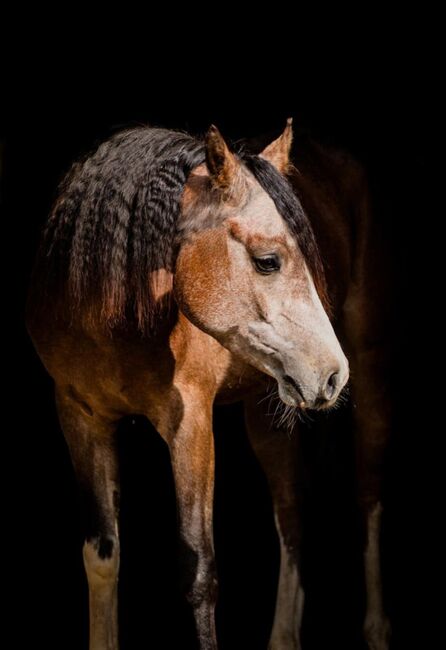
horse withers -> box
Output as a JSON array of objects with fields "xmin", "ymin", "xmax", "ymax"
[{"xmin": 27, "ymin": 121, "xmax": 348, "ymax": 649}]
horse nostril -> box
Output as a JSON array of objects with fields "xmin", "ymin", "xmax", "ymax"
[
  {"xmin": 282, "ymin": 374, "xmax": 304, "ymax": 398},
  {"xmin": 324, "ymin": 371, "xmax": 339, "ymax": 400}
]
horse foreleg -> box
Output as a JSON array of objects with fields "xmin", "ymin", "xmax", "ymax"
[
  {"xmin": 362, "ymin": 500, "xmax": 391, "ymax": 650},
  {"xmin": 357, "ymin": 431, "xmax": 391, "ymax": 650},
  {"xmin": 244, "ymin": 395, "xmax": 304, "ymax": 650},
  {"xmin": 352, "ymin": 351, "xmax": 392, "ymax": 650},
  {"xmin": 56, "ymin": 389, "xmax": 120, "ymax": 650},
  {"xmin": 162, "ymin": 388, "xmax": 218, "ymax": 650}
]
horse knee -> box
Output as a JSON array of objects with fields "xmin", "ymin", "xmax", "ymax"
[
  {"xmin": 274, "ymin": 505, "xmax": 302, "ymax": 556},
  {"xmin": 178, "ymin": 538, "xmax": 218, "ymax": 609},
  {"xmin": 364, "ymin": 612, "xmax": 391, "ymax": 650},
  {"xmin": 83, "ymin": 536, "xmax": 120, "ymax": 587},
  {"xmin": 185, "ymin": 556, "xmax": 218, "ymax": 608},
  {"xmin": 188, "ymin": 569, "xmax": 218, "ymax": 609}
]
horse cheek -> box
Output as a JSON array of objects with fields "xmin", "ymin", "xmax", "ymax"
[{"xmin": 174, "ymin": 229, "xmax": 232, "ymax": 336}]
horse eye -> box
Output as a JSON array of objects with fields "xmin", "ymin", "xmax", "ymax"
[{"xmin": 253, "ymin": 254, "xmax": 281, "ymax": 274}]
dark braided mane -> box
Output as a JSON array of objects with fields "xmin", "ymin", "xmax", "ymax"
[{"xmin": 33, "ymin": 127, "xmax": 326, "ymax": 330}]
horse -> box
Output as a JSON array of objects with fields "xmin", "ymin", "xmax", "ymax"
[{"xmin": 26, "ymin": 120, "xmax": 358, "ymax": 650}]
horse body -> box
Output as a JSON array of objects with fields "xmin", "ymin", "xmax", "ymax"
[
  {"xmin": 27, "ymin": 123, "xmax": 389, "ymax": 650},
  {"xmin": 28, "ymin": 303, "xmax": 264, "ymax": 429},
  {"xmin": 244, "ymin": 133, "xmax": 391, "ymax": 649},
  {"xmin": 303, "ymin": 144, "xmax": 391, "ymax": 650}
]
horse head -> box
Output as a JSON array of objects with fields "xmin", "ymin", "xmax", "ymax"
[{"xmin": 175, "ymin": 122, "xmax": 349, "ymax": 409}]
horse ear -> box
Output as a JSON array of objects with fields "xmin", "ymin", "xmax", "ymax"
[
  {"xmin": 259, "ymin": 118, "xmax": 293, "ymax": 174},
  {"xmin": 205, "ymin": 125, "xmax": 239, "ymax": 191}
]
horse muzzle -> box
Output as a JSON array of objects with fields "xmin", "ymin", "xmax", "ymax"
[{"xmin": 277, "ymin": 361, "xmax": 349, "ymax": 410}]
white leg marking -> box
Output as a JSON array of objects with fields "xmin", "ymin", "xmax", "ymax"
[
  {"xmin": 83, "ymin": 541, "xmax": 120, "ymax": 650},
  {"xmin": 269, "ymin": 512, "xmax": 304, "ymax": 650},
  {"xmin": 364, "ymin": 502, "xmax": 391, "ymax": 650}
]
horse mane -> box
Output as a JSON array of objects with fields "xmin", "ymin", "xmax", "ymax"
[{"xmin": 32, "ymin": 126, "xmax": 327, "ymax": 331}]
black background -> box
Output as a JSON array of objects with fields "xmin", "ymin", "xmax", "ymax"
[{"xmin": 3, "ymin": 33, "xmax": 438, "ymax": 650}]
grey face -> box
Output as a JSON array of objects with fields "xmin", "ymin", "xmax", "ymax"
[{"xmin": 219, "ymin": 186, "xmax": 349, "ymax": 409}]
